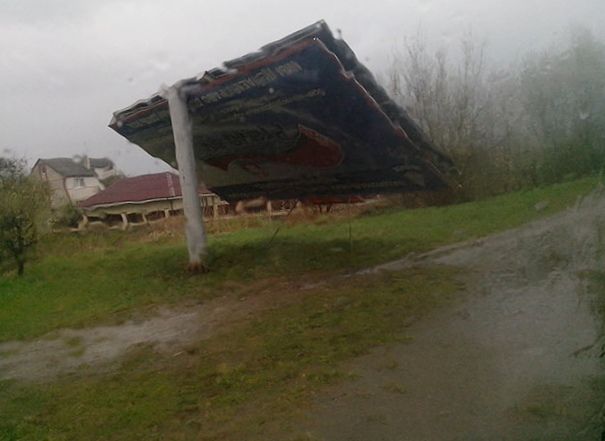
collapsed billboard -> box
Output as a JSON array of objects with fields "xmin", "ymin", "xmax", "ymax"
[{"xmin": 109, "ymin": 21, "xmax": 454, "ymax": 201}]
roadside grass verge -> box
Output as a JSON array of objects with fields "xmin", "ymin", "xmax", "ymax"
[
  {"xmin": 0, "ymin": 267, "xmax": 461, "ymax": 441},
  {"xmin": 0, "ymin": 177, "xmax": 599, "ymax": 342}
]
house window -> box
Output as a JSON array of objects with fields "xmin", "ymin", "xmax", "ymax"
[{"xmin": 74, "ymin": 178, "xmax": 85, "ymax": 188}]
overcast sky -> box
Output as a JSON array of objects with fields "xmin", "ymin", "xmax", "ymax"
[{"xmin": 2, "ymin": 0, "xmax": 604, "ymax": 175}]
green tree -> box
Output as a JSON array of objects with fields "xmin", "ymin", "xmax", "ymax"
[{"xmin": 0, "ymin": 157, "xmax": 50, "ymax": 276}]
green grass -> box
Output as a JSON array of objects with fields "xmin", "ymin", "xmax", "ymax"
[
  {"xmin": 0, "ymin": 267, "xmax": 461, "ymax": 441},
  {"xmin": 0, "ymin": 177, "xmax": 599, "ymax": 342}
]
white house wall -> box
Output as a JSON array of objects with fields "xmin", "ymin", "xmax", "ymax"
[
  {"xmin": 31, "ymin": 164, "xmax": 70, "ymax": 209},
  {"xmin": 65, "ymin": 176, "xmax": 104, "ymax": 203}
]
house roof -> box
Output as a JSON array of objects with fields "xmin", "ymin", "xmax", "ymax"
[
  {"xmin": 36, "ymin": 158, "xmax": 96, "ymax": 177},
  {"xmin": 79, "ymin": 172, "xmax": 212, "ymax": 209}
]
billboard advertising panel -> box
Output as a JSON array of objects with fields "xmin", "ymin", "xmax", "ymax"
[{"xmin": 110, "ymin": 21, "xmax": 454, "ymax": 201}]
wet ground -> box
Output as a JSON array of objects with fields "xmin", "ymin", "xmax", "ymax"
[
  {"xmin": 0, "ymin": 280, "xmax": 297, "ymax": 382},
  {"xmin": 298, "ymin": 191, "xmax": 605, "ymax": 440}
]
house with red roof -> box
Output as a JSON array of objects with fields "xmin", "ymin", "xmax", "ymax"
[{"xmin": 78, "ymin": 172, "xmax": 227, "ymax": 229}]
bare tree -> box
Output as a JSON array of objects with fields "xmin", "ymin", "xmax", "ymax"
[
  {"xmin": 387, "ymin": 27, "xmax": 605, "ymax": 197},
  {"xmin": 388, "ymin": 33, "xmax": 524, "ymax": 198}
]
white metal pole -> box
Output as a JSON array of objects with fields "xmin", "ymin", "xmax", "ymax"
[{"xmin": 165, "ymin": 84, "xmax": 207, "ymax": 270}]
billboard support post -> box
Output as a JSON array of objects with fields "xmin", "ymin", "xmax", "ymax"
[{"xmin": 165, "ymin": 84, "xmax": 207, "ymax": 271}]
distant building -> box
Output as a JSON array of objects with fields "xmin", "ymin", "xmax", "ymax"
[
  {"xmin": 80, "ymin": 157, "xmax": 119, "ymax": 182},
  {"xmin": 78, "ymin": 172, "xmax": 227, "ymax": 229},
  {"xmin": 31, "ymin": 158, "xmax": 105, "ymax": 208}
]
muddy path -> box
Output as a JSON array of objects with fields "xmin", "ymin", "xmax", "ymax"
[
  {"xmin": 297, "ymin": 190, "xmax": 605, "ymax": 440},
  {"xmin": 0, "ymin": 280, "xmax": 298, "ymax": 382}
]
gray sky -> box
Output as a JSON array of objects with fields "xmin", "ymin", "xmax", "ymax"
[{"xmin": 2, "ymin": 0, "xmax": 604, "ymax": 175}]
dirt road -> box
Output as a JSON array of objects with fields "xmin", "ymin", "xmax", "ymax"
[{"xmin": 298, "ymin": 190, "xmax": 605, "ymax": 440}]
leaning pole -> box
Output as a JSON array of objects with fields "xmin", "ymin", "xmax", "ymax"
[{"xmin": 164, "ymin": 84, "xmax": 207, "ymax": 271}]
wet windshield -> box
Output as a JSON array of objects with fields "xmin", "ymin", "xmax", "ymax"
[{"xmin": 1, "ymin": 1, "xmax": 604, "ymax": 440}]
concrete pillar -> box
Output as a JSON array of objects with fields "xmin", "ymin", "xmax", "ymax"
[
  {"xmin": 212, "ymin": 197, "xmax": 219, "ymax": 220},
  {"xmin": 266, "ymin": 200, "xmax": 273, "ymax": 219},
  {"xmin": 164, "ymin": 209, "xmax": 171, "ymax": 218},
  {"xmin": 142, "ymin": 213, "xmax": 148, "ymax": 224},
  {"xmin": 120, "ymin": 213, "xmax": 128, "ymax": 230},
  {"xmin": 165, "ymin": 84, "xmax": 207, "ymax": 271},
  {"xmin": 78, "ymin": 214, "xmax": 89, "ymax": 231}
]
